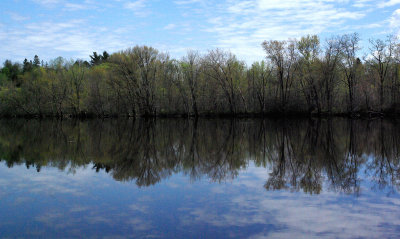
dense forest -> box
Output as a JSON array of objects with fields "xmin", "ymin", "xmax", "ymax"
[{"xmin": 1, "ymin": 33, "xmax": 400, "ymax": 117}]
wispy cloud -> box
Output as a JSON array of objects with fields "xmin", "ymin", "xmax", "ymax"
[
  {"xmin": 193, "ymin": 0, "xmax": 368, "ymax": 62},
  {"xmin": 0, "ymin": 19, "xmax": 130, "ymax": 62},
  {"xmin": 64, "ymin": 3, "xmax": 90, "ymax": 11},
  {"xmin": 390, "ymin": 9, "xmax": 400, "ymax": 35},
  {"xmin": 124, "ymin": 0, "xmax": 145, "ymax": 9},
  {"xmin": 163, "ymin": 23, "xmax": 176, "ymax": 30},
  {"xmin": 353, "ymin": 0, "xmax": 375, "ymax": 8},
  {"xmin": 2, "ymin": 0, "xmax": 399, "ymax": 63},
  {"xmin": 9, "ymin": 12, "xmax": 30, "ymax": 21},
  {"xmin": 31, "ymin": 0, "xmax": 62, "ymax": 7},
  {"xmin": 124, "ymin": 0, "xmax": 150, "ymax": 16},
  {"xmin": 379, "ymin": 0, "xmax": 400, "ymax": 7},
  {"xmin": 174, "ymin": 0, "xmax": 203, "ymax": 5}
]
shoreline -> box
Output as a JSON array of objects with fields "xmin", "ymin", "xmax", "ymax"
[{"xmin": 1, "ymin": 111, "xmax": 398, "ymax": 120}]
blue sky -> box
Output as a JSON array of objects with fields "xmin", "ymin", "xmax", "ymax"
[{"xmin": 0, "ymin": 0, "xmax": 400, "ymax": 64}]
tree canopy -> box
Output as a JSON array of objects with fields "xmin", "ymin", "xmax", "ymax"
[{"xmin": 0, "ymin": 34, "xmax": 400, "ymax": 117}]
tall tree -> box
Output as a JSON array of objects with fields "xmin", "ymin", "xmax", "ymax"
[
  {"xmin": 23, "ymin": 58, "xmax": 32, "ymax": 73},
  {"xmin": 90, "ymin": 52, "xmax": 102, "ymax": 66},
  {"xmin": 1, "ymin": 60, "xmax": 21, "ymax": 83},
  {"xmin": 102, "ymin": 51, "xmax": 110, "ymax": 61},
  {"xmin": 297, "ymin": 35, "xmax": 322, "ymax": 113},
  {"xmin": 202, "ymin": 49, "xmax": 246, "ymax": 114},
  {"xmin": 321, "ymin": 36, "xmax": 341, "ymax": 114},
  {"xmin": 247, "ymin": 61, "xmax": 271, "ymax": 113},
  {"xmin": 181, "ymin": 50, "xmax": 201, "ymax": 116},
  {"xmin": 340, "ymin": 33, "xmax": 360, "ymax": 114},
  {"xmin": 33, "ymin": 55, "xmax": 40, "ymax": 68},
  {"xmin": 262, "ymin": 40, "xmax": 298, "ymax": 112},
  {"xmin": 68, "ymin": 61, "xmax": 87, "ymax": 114},
  {"xmin": 367, "ymin": 36, "xmax": 396, "ymax": 112}
]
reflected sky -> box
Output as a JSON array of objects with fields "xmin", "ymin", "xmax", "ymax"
[{"xmin": 0, "ymin": 119, "xmax": 400, "ymax": 238}]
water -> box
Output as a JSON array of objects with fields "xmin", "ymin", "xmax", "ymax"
[{"xmin": 0, "ymin": 118, "xmax": 399, "ymax": 238}]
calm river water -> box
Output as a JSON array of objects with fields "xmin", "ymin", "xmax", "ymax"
[{"xmin": 0, "ymin": 118, "xmax": 399, "ymax": 238}]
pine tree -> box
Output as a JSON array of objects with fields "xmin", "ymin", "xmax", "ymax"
[
  {"xmin": 90, "ymin": 52, "xmax": 102, "ymax": 66},
  {"xmin": 33, "ymin": 55, "xmax": 40, "ymax": 67},
  {"xmin": 23, "ymin": 58, "xmax": 32, "ymax": 73},
  {"xmin": 102, "ymin": 51, "xmax": 110, "ymax": 61}
]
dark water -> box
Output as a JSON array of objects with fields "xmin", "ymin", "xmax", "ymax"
[{"xmin": 0, "ymin": 118, "xmax": 400, "ymax": 238}]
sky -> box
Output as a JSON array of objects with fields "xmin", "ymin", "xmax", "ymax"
[{"xmin": 0, "ymin": 0, "xmax": 400, "ymax": 64}]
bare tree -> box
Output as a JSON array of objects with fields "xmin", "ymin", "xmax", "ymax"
[
  {"xmin": 181, "ymin": 50, "xmax": 201, "ymax": 116},
  {"xmin": 68, "ymin": 61, "xmax": 87, "ymax": 115},
  {"xmin": 202, "ymin": 49, "xmax": 246, "ymax": 114},
  {"xmin": 340, "ymin": 33, "xmax": 361, "ymax": 114},
  {"xmin": 247, "ymin": 61, "xmax": 271, "ymax": 113},
  {"xmin": 297, "ymin": 35, "xmax": 322, "ymax": 113},
  {"xmin": 321, "ymin": 36, "xmax": 341, "ymax": 114},
  {"xmin": 262, "ymin": 39, "xmax": 299, "ymax": 112},
  {"xmin": 367, "ymin": 36, "xmax": 396, "ymax": 112}
]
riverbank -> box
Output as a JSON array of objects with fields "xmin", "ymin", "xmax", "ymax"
[{"xmin": 1, "ymin": 110, "xmax": 399, "ymax": 119}]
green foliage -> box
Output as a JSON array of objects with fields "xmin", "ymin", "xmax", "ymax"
[
  {"xmin": 1, "ymin": 60, "xmax": 21, "ymax": 82},
  {"xmin": 1, "ymin": 33, "xmax": 400, "ymax": 117}
]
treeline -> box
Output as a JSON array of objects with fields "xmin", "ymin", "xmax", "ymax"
[
  {"xmin": 1, "ymin": 33, "xmax": 400, "ymax": 117},
  {"xmin": 1, "ymin": 118, "xmax": 399, "ymax": 193}
]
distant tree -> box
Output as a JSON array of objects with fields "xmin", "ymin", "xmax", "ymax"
[
  {"xmin": 90, "ymin": 52, "xmax": 102, "ymax": 66},
  {"xmin": 102, "ymin": 51, "xmax": 110, "ymax": 61},
  {"xmin": 1, "ymin": 60, "xmax": 21, "ymax": 83},
  {"xmin": 33, "ymin": 55, "xmax": 40, "ymax": 68},
  {"xmin": 90, "ymin": 51, "xmax": 109, "ymax": 66},
  {"xmin": 23, "ymin": 58, "xmax": 32, "ymax": 73}
]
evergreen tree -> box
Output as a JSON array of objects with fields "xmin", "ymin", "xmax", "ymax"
[
  {"xmin": 23, "ymin": 58, "xmax": 32, "ymax": 73},
  {"xmin": 102, "ymin": 51, "xmax": 110, "ymax": 61},
  {"xmin": 90, "ymin": 52, "xmax": 102, "ymax": 66},
  {"xmin": 33, "ymin": 55, "xmax": 40, "ymax": 67}
]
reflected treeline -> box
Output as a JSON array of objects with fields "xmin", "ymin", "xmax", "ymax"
[{"xmin": 0, "ymin": 118, "xmax": 399, "ymax": 194}]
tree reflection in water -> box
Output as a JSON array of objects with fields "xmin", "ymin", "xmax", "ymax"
[{"xmin": 0, "ymin": 118, "xmax": 399, "ymax": 194}]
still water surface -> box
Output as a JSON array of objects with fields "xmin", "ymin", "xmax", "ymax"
[{"xmin": 0, "ymin": 118, "xmax": 400, "ymax": 238}]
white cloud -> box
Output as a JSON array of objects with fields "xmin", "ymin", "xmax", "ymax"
[
  {"xmin": 353, "ymin": 0, "xmax": 375, "ymax": 8},
  {"xmin": 0, "ymin": 19, "xmax": 131, "ymax": 62},
  {"xmin": 31, "ymin": 0, "xmax": 62, "ymax": 7},
  {"xmin": 9, "ymin": 12, "xmax": 30, "ymax": 21},
  {"xmin": 379, "ymin": 0, "xmax": 400, "ymax": 7},
  {"xmin": 64, "ymin": 3, "xmax": 90, "ymax": 11},
  {"xmin": 198, "ymin": 0, "xmax": 368, "ymax": 63},
  {"xmin": 4, "ymin": 0, "xmax": 399, "ymax": 64},
  {"xmin": 124, "ymin": 0, "xmax": 150, "ymax": 16},
  {"xmin": 124, "ymin": 0, "xmax": 146, "ymax": 10},
  {"xmin": 390, "ymin": 9, "xmax": 400, "ymax": 29},
  {"xmin": 174, "ymin": 0, "xmax": 203, "ymax": 5},
  {"xmin": 164, "ymin": 23, "xmax": 176, "ymax": 30}
]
